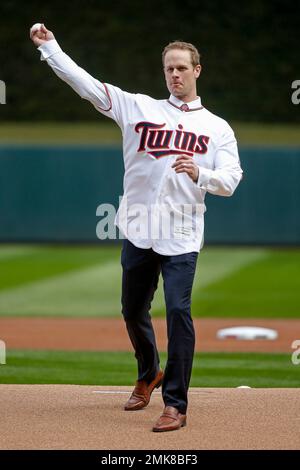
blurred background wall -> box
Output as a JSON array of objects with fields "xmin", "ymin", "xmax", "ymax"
[
  {"xmin": 1, "ymin": 0, "xmax": 299, "ymax": 123},
  {"xmin": 0, "ymin": 145, "xmax": 299, "ymax": 243}
]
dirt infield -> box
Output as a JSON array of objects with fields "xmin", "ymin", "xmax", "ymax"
[
  {"xmin": 0, "ymin": 385, "xmax": 299, "ymax": 449},
  {"xmin": 1, "ymin": 319, "xmax": 299, "ymax": 450},
  {"xmin": 0, "ymin": 317, "xmax": 298, "ymax": 352}
]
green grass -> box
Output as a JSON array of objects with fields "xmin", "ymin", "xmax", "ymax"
[
  {"xmin": 192, "ymin": 249, "xmax": 300, "ymax": 317},
  {"xmin": 0, "ymin": 350, "xmax": 298, "ymax": 387},
  {"xmin": 0, "ymin": 245, "xmax": 119, "ymax": 291},
  {"xmin": 0, "ymin": 245, "xmax": 299, "ymax": 318},
  {"xmin": 0, "ymin": 122, "xmax": 300, "ymax": 146}
]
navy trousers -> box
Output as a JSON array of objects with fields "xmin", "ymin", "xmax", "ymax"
[{"xmin": 121, "ymin": 239, "xmax": 198, "ymax": 414}]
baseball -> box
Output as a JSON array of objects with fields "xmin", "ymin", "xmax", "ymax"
[{"xmin": 30, "ymin": 23, "xmax": 42, "ymax": 35}]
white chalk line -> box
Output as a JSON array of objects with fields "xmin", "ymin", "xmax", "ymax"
[
  {"xmin": 92, "ymin": 390, "xmax": 214, "ymax": 395},
  {"xmin": 92, "ymin": 391, "xmax": 131, "ymax": 394}
]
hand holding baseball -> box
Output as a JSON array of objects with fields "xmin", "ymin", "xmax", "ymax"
[{"xmin": 30, "ymin": 23, "xmax": 54, "ymax": 47}]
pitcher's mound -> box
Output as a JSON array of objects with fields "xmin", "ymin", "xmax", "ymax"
[{"xmin": 0, "ymin": 385, "xmax": 299, "ymax": 450}]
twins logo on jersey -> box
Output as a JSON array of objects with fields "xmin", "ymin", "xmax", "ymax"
[{"xmin": 135, "ymin": 121, "xmax": 210, "ymax": 159}]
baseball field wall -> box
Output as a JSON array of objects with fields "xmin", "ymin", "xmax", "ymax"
[{"xmin": 0, "ymin": 146, "xmax": 299, "ymax": 244}]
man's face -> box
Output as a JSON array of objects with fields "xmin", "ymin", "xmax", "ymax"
[{"xmin": 164, "ymin": 49, "xmax": 201, "ymax": 101}]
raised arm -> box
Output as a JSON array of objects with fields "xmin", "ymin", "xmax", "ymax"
[{"xmin": 29, "ymin": 23, "xmax": 135, "ymax": 127}]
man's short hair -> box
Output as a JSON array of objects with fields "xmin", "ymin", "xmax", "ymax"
[{"xmin": 162, "ymin": 41, "xmax": 201, "ymax": 68}]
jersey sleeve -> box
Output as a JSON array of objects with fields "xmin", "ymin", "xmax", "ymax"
[
  {"xmin": 37, "ymin": 39, "xmax": 136, "ymax": 130},
  {"xmin": 196, "ymin": 123, "xmax": 243, "ymax": 196}
]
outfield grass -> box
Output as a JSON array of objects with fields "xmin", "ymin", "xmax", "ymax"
[
  {"xmin": 0, "ymin": 350, "xmax": 298, "ymax": 387},
  {"xmin": 0, "ymin": 245, "xmax": 299, "ymax": 318},
  {"xmin": 0, "ymin": 122, "xmax": 300, "ymax": 146}
]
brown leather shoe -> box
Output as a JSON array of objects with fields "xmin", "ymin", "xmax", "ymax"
[
  {"xmin": 152, "ymin": 406, "xmax": 187, "ymax": 432},
  {"xmin": 124, "ymin": 370, "xmax": 164, "ymax": 411}
]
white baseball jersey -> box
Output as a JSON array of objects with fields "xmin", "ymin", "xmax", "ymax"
[{"xmin": 38, "ymin": 40, "xmax": 243, "ymax": 255}]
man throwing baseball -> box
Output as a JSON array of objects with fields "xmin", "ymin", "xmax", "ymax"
[{"xmin": 30, "ymin": 23, "xmax": 242, "ymax": 432}]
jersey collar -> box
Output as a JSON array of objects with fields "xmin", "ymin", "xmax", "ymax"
[{"xmin": 167, "ymin": 94, "xmax": 203, "ymax": 112}]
